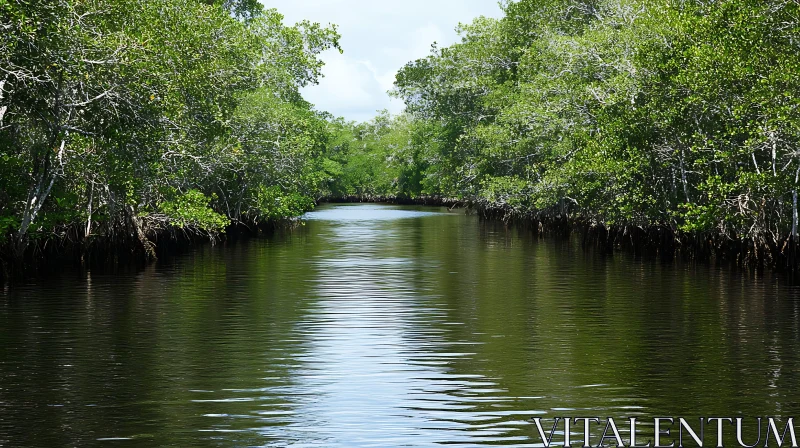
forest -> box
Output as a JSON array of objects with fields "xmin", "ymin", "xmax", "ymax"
[
  {"xmin": 330, "ymin": 0, "xmax": 800, "ymax": 268},
  {"xmin": 2, "ymin": 0, "xmax": 800, "ymax": 274},
  {"xmin": 0, "ymin": 0, "xmax": 340, "ymax": 271}
]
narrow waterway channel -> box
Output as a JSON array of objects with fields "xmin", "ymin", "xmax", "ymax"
[{"xmin": 1, "ymin": 203, "xmax": 799, "ymax": 447}]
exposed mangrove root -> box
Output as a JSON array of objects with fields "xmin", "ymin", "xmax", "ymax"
[
  {"xmin": 472, "ymin": 201, "xmax": 799, "ymax": 272},
  {"xmin": 127, "ymin": 205, "xmax": 157, "ymax": 261},
  {"xmin": 0, "ymin": 217, "xmax": 295, "ymax": 284}
]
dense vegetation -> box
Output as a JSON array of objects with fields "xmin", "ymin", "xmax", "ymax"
[
  {"xmin": 322, "ymin": 112, "xmax": 438, "ymax": 199},
  {"xmin": 329, "ymin": 0, "xmax": 800, "ymax": 267},
  {"xmin": 0, "ymin": 0, "xmax": 339, "ymax": 271},
  {"xmin": 4, "ymin": 0, "xmax": 800, "ymax": 275}
]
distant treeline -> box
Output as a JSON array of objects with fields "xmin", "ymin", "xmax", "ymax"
[
  {"xmin": 0, "ymin": 0, "xmax": 341, "ymax": 273},
  {"xmin": 326, "ymin": 0, "xmax": 800, "ymax": 268}
]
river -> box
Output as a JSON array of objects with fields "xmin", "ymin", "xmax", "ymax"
[{"xmin": 1, "ymin": 203, "xmax": 799, "ymax": 446}]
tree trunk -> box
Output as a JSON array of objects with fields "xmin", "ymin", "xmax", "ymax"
[
  {"xmin": 0, "ymin": 77, "xmax": 7, "ymax": 127},
  {"xmin": 791, "ymin": 189, "xmax": 798, "ymax": 269},
  {"xmin": 794, "ymin": 189, "xmax": 798, "ymax": 239},
  {"xmin": 85, "ymin": 181, "xmax": 94, "ymax": 239},
  {"xmin": 126, "ymin": 205, "xmax": 157, "ymax": 260},
  {"xmin": 15, "ymin": 140, "xmax": 65, "ymax": 259},
  {"xmin": 679, "ymin": 148, "xmax": 690, "ymax": 203}
]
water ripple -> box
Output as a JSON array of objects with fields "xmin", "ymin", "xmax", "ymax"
[{"xmin": 2, "ymin": 204, "xmax": 800, "ymax": 446}]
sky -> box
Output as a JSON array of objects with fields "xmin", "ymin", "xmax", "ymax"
[{"xmin": 259, "ymin": 0, "xmax": 504, "ymax": 123}]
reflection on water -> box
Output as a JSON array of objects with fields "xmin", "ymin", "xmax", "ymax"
[{"xmin": 2, "ymin": 203, "xmax": 800, "ymax": 447}]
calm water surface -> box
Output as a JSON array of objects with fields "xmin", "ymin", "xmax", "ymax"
[{"xmin": 2, "ymin": 203, "xmax": 800, "ymax": 446}]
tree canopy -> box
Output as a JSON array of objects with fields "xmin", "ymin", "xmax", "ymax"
[
  {"xmin": 1, "ymin": 0, "xmax": 339, "ymax": 263},
  {"xmin": 328, "ymin": 0, "xmax": 800, "ymax": 266}
]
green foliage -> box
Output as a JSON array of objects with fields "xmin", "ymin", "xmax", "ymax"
[
  {"xmin": 254, "ymin": 186, "xmax": 315, "ymax": 221},
  {"xmin": 322, "ymin": 112, "xmax": 434, "ymax": 199},
  {"xmin": 0, "ymin": 0, "xmax": 340, "ymax": 256},
  {"xmin": 381, "ymin": 0, "xmax": 800, "ymax": 252},
  {"xmin": 5, "ymin": 0, "xmax": 800, "ymax": 265},
  {"xmin": 157, "ymin": 190, "xmax": 230, "ymax": 232}
]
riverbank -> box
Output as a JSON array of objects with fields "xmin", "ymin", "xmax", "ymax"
[
  {"xmin": 323, "ymin": 196, "xmax": 798, "ymax": 271},
  {"xmin": 4, "ymin": 198, "xmax": 797, "ymax": 284},
  {"xmin": 3, "ymin": 200, "xmax": 440, "ymax": 282},
  {"xmin": 0, "ymin": 219, "xmax": 296, "ymax": 284},
  {"xmin": 472, "ymin": 201, "xmax": 799, "ymax": 273}
]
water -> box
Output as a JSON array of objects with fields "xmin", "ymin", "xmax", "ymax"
[{"xmin": 2, "ymin": 203, "xmax": 800, "ymax": 446}]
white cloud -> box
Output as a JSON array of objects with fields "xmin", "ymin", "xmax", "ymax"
[{"xmin": 260, "ymin": 0, "xmax": 504, "ymax": 122}]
